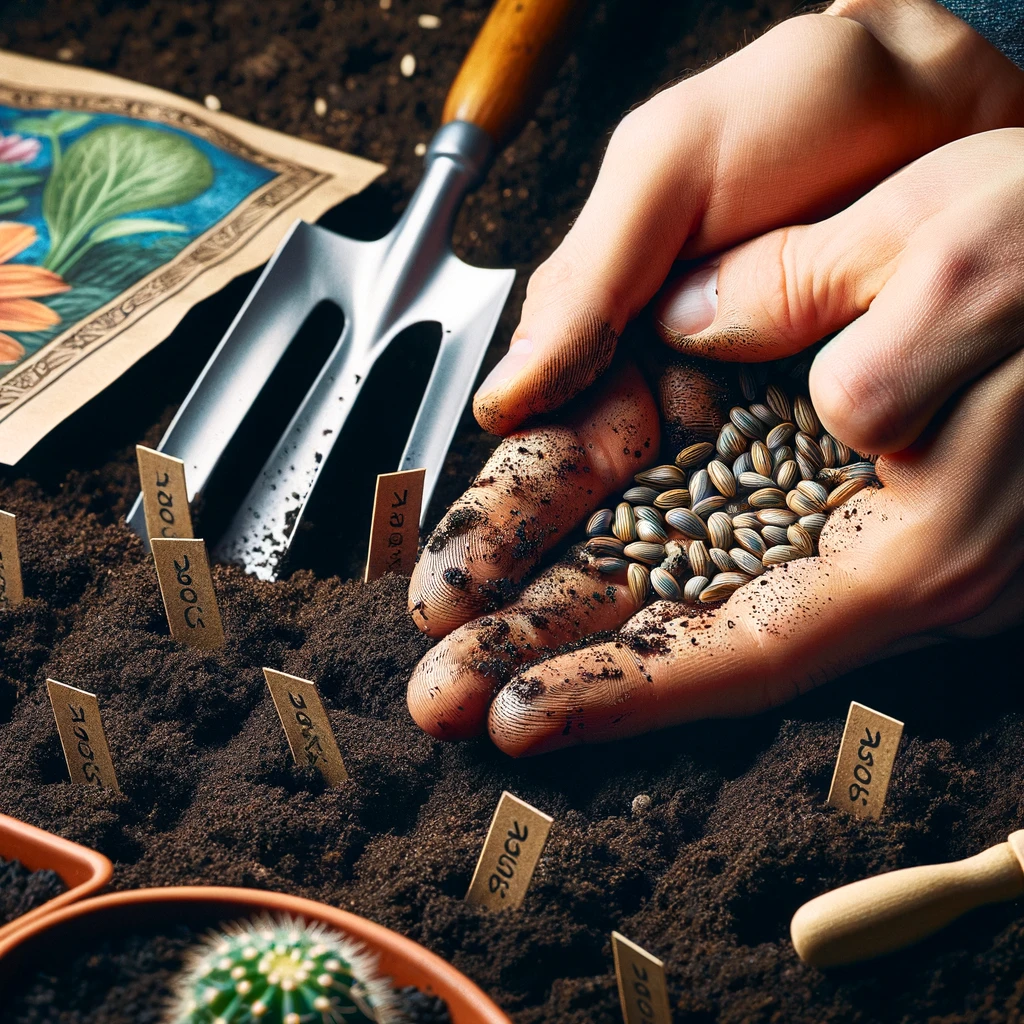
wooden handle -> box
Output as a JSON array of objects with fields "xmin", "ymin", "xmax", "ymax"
[
  {"xmin": 442, "ymin": 0, "xmax": 584, "ymax": 149},
  {"xmin": 791, "ymin": 834, "xmax": 1024, "ymax": 968}
]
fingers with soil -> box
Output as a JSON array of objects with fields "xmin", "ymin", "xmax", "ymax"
[{"xmin": 409, "ymin": 360, "xmax": 659, "ymax": 638}]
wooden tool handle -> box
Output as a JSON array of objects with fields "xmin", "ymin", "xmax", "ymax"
[
  {"xmin": 791, "ymin": 833, "xmax": 1024, "ymax": 968},
  {"xmin": 442, "ymin": 0, "xmax": 584, "ymax": 149}
]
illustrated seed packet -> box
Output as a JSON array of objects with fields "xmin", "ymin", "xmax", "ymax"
[{"xmin": 0, "ymin": 51, "xmax": 384, "ymax": 464}]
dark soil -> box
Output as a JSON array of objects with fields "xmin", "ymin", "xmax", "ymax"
[
  {"xmin": 0, "ymin": 1, "xmax": 1022, "ymax": 1022},
  {"xmin": 0, "ymin": 855, "xmax": 63, "ymax": 926}
]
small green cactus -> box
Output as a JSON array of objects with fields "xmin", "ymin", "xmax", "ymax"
[{"xmin": 169, "ymin": 915, "xmax": 396, "ymax": 1024}]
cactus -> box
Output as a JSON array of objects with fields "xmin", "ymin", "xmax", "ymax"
[{"xmin": 169, "ymin": 915, "xmax": 396, "ymax": 1024}]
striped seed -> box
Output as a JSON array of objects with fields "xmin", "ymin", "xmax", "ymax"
[
  {"xmin": 749, "ymin": 487, "xmax": 787, "ymax": 509},
  {"xmin": 761, "ymin": 525, "xmax": 790, "ymax": 547},
  {"xmin": 762, "ymin": 545, "xmax": 802, "ymax": 567},
  {"xmin": 709, "ymin": 547, "xmax": 736, "ymax": 572},
  {"xmin": 795, "ymin": 479, "xmax": 829, "ymax": 512},
  {"xmin": 765, "ymin": 383, "xmax": 792, "ymax": 422},
  {"xmin": 738, "ymin": 471, "xmax": 776, "ymax": 491},
  {"xmin": 833, "ymin": 437, "xmax": 852, "ymax": 464},
  {"xmin": 733, "ymin": 527, "xmax": 766, "ymax": 557},
  {"xmin": 717, "ymin": 422, "xmax": 748, "ymax": 460},
  {"xmin": 732, "ymin": 451, "xmax": 753, "ymax": 476},
  {"xmin": 650, "ymin": 567, "xmax": 682, "ymax": 601},
  {"xmin": 624, "ymin": 541, "xmax": 666, "ymax": 565},
  {"xmin": 757, "ymin": 508, "xmax": 798, "ymax": 527},
  {"xmin": 730, "ymin": 406, "xmax": 767, "ymax": 441},
  {"xmin": 665, "ymin": 507, "xmax": 709, "ymax": 540},
  {"xmin": 687, "ymin": 540, "xmax": 710, "ymax": 578},
  {"xmin": 827, "ymin": 476, "xmax": 870, "ymax": 509},
  {"xmin": 623, "ymin": 485, "xmax": 660, "ymax": 505},
  {"xmin": 683, "ymin": 575, "xmax": 709, "ymax": 602},
  {"xmin": 787, "ymin": 523, "xmax": 815, "ymax": 556},
  {"xmin": 839, "ymin": 462, "xmax": 878, "ymax": 483},
  {"xmin": 586, "ymin": 536, "xmax": 625, "ymax": 558},
  {"xmin": 693, "ymin": 495, "xmax": 728, "ymax": 518},
  {"xmin": 816, "ymin": 467, "xmax": 843, "ymax": 487},
  {"xmin": 689, "ymin": 468, "xmax": 713, "ymax": 505},
  {"xmin": 634, "ymin": 506, "xmax": 664, "ymax": 524},
  {"xmin": 707, "ymin": 511, "xmax": 734, "ymax": 550},
  {"xmin": 635, "ymin": 464, "xmax": 686, "ymax": 488},
  {"xmin": 797, "ymin": 454, "xmax": 818, "ymax": 481},
  {"xmin": 786, "ymin": 489, "xmax": 820, "ymax": 517},
  {"xmin": 819, "ymin": 433, "xmax": 839, "ymax": 469},
  {"xmin": 730, "ymin": 547, "xmax": 764, "ymax": 576},
  {"xmin": 636, "ymin": 518, "xmax": 669, "ymax": 544},
  {"xmin": 749, "ymin": 402, "xmax": 781, "ymax": 429},
  {"xmin": 793, "ymin": 394, "xmax": 820, "ymax": 435},
  {"xmin": 731, "ymin": 512, "xmax": 761, "ymax": 530},
  {"xmin": 675, "ymin": 441, "xmax": 715, "ymax": 468},
  {"xmin": 750, "ymin": 441, "xmax": 773, "ymax": 478},
  {"xmin": 613, "ymin": 502, "xmax": 637, "ymax": 542},
  {"xmin": 772, "ymin": 445, "xmax": 795, "ymax": 467},
  {"xmin": 627, "ymin": 563, "xmax": 650, "ymax": 606},
  {"xmin": 596, "ymin": 556, "xmax": 628, "ymax": 574},
  {"xmin": 795, "ymin": 432, "xmax": 825, "ymax": 473},
  {"xmin": 798, "ymin": 513, "xmax": 827, "ymax": 537},
  {"xmin": 586, "ymin": 509, "xmax": 613, "ymax": 537},
  {"xmin": 654, "ymin": 488, "xmax": 691, "ymax": 510},
  {"xmin": 707, "ymin": 459, "xmax": 737, "ymax": 498},
  {"xmin": 738, "ymin": 365, "xmax": 758, "ymax": 401},
  {"xmin": 724, "ymin": 500, "xmax": 751, "ymax": 516},
  {"xmin": 774, "ymin": 460, "xmax": 800, "ymax": 492},
  {"xmin": 699, "ymin": 572, "xmax": 749, "ymax": 603},
  {"xmin": 765, "ymin": 422, "xmax": 796, "ymax": 449}
]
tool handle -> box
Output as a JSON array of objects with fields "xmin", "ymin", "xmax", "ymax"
[
  {"xmin": 442, "ymin": 0, "xmax": 584, "ymax": 149},
  {"xmin": 791, "ymin": 834, "xmax": 1024, "ymax": 968}
]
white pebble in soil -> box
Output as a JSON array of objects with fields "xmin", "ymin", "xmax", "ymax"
[
  {"xmin": 204, "ymin": 94, "xmax": 222, "ymax": 111},
  {"xmin": 400, "ymin": 54, "xmax": 417, "ymax": 77},
  {"xmin": 314, "ymin": 97, "xmax": 327, "ymax": 117},
  {"xmin": 414, "ymin": 142, "xmax": 427, "ymax": 157},
  {"xmin": 418, "ymin": 13, "xmax": 441, "ymax": 28},
  {"xmin": 631, "ymin": 794, "xmax": 652, "ymax": 815}
]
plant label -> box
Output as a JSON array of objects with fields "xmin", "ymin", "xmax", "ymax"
[
  {"xmin": 136, "ymin": 445, "xmax": 194, "ymax": 545},
  {"xmin": 612, "ymin": 932, "xmax": 672, "ymax": 1024},
  {"xmin": 151, "ymin": 538, "xmax": 225, "ymax": 649},
  {"xmin": 46, "ymin": 679, "xmax": 120, "ymax": 793},
  {"xmin": 465, "ymin": 791, "xmax": 553, "ymax": 911},
  {"xmin": 827, "ymin": 701, "xmax": 904, "ymax": 819},
  {"xmin": 364, "ymin": 468, "xmax": 425, "ymax": 583},
  {"xmin": 0, "ymin": 509, "xmax": 24, "ymax": 608},
  {"xmin": 263, "ymin": 669, "xmax": 348, "ymax": 787}
]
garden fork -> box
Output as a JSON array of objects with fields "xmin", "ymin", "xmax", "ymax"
[{"xmin": 128, "ymin": 0, "xmax": 583, "ymax": 579}]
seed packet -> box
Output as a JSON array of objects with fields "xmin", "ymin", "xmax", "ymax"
[{"xmin": 0, "ymin": 51, "xmax": 383, "ymax": 464}]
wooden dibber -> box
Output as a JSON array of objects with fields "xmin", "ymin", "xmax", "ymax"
[{"xmin": 791, "ymin": 830, "xmax": 1024, "ymax": 967}]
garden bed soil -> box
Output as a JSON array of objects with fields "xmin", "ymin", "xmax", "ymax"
[
  {"xmin": 1, "ymin": 0, "xmax": 1023, "ymax": 1021},
  {"xmin": 0, "ymin": 856, "xmax": 63, "ymax": 927}
]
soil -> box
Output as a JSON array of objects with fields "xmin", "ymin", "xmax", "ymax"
[
  {"xmin": 0, "ymin": 855, "xmax": 63, "ymax": 926},
  {"xmin": 0, "ymin": 0, "xmax": 1022, "ymax": 1022}
]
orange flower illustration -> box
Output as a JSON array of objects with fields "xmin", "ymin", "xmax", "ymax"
[{"xmin": 0, "ymin": 222, "xmax": 70, "ymax": 365}]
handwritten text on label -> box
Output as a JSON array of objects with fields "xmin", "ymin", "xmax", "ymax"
[
  {"xmin": 611, "ymin": 932, "xmax": 672, "ymax": 1024},
  {"xmin": 136, "ymin": 445, "xmax": 194, "ymax": 545},
  {"xmin": 364, "ymin": 468, "xmax": 425, "ymax": 582},
  {"xmin": 827, "ymin": 701, "xmax": 904, "ymax": 820},
  {"xmin": 0, "ymin": 510, "xmax": 24, "ymax": 608},
  {"xmin": 151, "ymin": 538, "xmax": 225, "ymax": 649},
  {"xmin": 46, "ymin": 679, "xmax": 120, "ymax": 792}
]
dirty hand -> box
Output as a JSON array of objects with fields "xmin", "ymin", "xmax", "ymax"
[{"xmin": 406, "ymin": 0, "xmax": 1024, "ymax": 753}]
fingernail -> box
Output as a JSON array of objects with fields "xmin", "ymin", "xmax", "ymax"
[
  {"xmin": 661, "ymin": 263, "xmax": 718, "ymax": 335},
  {"xmin": 476, "ymin": 337, "xmax": 534, "ymax": 397}
]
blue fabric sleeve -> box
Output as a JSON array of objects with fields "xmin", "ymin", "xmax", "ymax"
[{"xmin": 938, "ymin": 0, "xmax": 1024, "ymax": 68}]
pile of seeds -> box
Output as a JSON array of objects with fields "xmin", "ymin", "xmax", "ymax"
[{"xmin": 584, "ymin": 384, "xmax": 878, "ymax": 605}]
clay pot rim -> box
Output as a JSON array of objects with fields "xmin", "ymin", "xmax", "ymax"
[
  {"xmin": 0, "ymin": 811, "xmax": 113, "ymax": 944},
  {"xmin": 0, "ymin": 884, "xmax": 512, "ymax": 1024}
]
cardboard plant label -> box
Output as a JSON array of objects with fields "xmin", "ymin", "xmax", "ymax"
[
  {"xmin": 364, "ymin": 468, "xmax": 425, "ymax": 583},
  {"xmin": 612, "ymin": 932, "xmax": 672, "ymax": 1024},
  {"xmin": 151, "ymin": 538, "xmax": 225, "ymax": 649},
  {"xmin": 465, "ymin": 791, "xmax": 553, "ymax": 911},
  {"xmin": 263, "ymin": 669, "xmax": 348, "ymax": 787},
  {"xmin": 0, "ymin": 509, "xmax": 24, "ymax": 607},
  {"xmin": 827, "ymin": 701, "xmax": 904, "ymax": 819},
  {"xmin": 136, "ymin": 444, "xmax": 194, "ymax": 545},
  {"xmin": 46, "ymin": 679, "xmax": 120, "ymax": 793}
]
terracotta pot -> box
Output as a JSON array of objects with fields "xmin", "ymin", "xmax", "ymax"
[
  {"xmin": 0, "ymin": 885, "xmax": 511, "ymax": 1023},
  {"xmin": 0, "ymin": 811, "xmax": 113, "ymax": 944}
]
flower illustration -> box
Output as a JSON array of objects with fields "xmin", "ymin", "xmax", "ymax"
[
  {"xmin": 0, "ymin": 222, "xmax": 70, "ymax": 365},
  {"xmin": 0, "ymin": 133, "xmax": 41, "ymax": 165}
]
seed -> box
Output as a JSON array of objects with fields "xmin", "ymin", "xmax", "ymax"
[
  {"xmin": 733, "ymin": 527, "xmax": 766, "ymax": 557},
  {"xmin": 687, "ymin": 540, "xmax": 710, "ymax": 577},
  {"xmin": 799, "ymin": 513, "xmax": 828, "ymax": 537},
  {"xmin": 699, "ymin": 572, "xmax": 749, "ymax": 603},
  {"xmin": 731, "ymin": 511, "xmax": 761, "ymax": 530},
  {"xmin": 827, "ymin": 477, "xmax": 870, "ymax": 509},
  {"xmin": 730, "ymin": 406, "xmax": 766, "ymax": 440},
  {"xmin": 665, "ymin": 507, "xmax": 708, "ymax": 540},
  {"xmin": 586, "ymin": 509, "xmax": 613, "ymax": 537},
  {"xmin": 795, "ymin": 479, "xmax": 829, "ymax": 512},
  {"xmin": 586, "ymin": 536, "xmax": 624, "ymax": 557},
  {"xmin": 761, "ymin": 525, "xmax": 790, "ymax": 546},
  {"xmin": 765, "ymin": 422, "xmax": 796, "ymax": 449},
  {"xmin": 793, "ymin": 394, "xmax": 820, "ymax": 435},
  {"xmin": 797, "ymin": 454, "xmax": 818, "ymax": 481},
  {"xmin": 595, "ymin": 556, "xmax": 628, "ymax": 574},
  {"xmin": 635, "ymin": 464, "xmax": 685, "ymax": 488},
  {"xmin": 795, "ymin": 432, "xmax": 825, "ymax": 473},
  {"xmin": 766, "ymin": 383, "xmax": 792, "ymax": 422},
  {"xmin": 689, "ymin": 469, "xmax": 713, "ymax": 505},
  {"xmin": 757, "ymin": 508, "xmax": 798, "ymax": 527},
  {"xmin": 787, "ymin": 523, "xmax": 815, "ymax": 556},
  {"xmin": 636, "ymin": 518, "xmax": 669, "ymax": 543},
  {"xmin": 774, "ymin": 460, "xmax": 800, "ymax": 491},
  {"xmin": 634, "ymin": 506, "xmax": 664, "ymax": 524},
  {"xmin": 683, "ymin": 575, "xmax": 709, "ymax": 602},
  {"xmin": 732, "ymin": 451, "xmax": 753, "ymax": 476},
  {"xmin": 627, "ymin": 563, "xmax": 650, "ymax": 606},
  {"xmin": 772, "ymin": 444, "xmax": 795, "ymax": 467},
  {"xmin": 786, "ymin": 489, "xmax": 820, "ymax": 517},
  {"xmin": 749, "ymin": 487, "xmax": 786, "ymax": 509},
  {"xmin": 724, "ymin": 500, "xmax": 751, "ymax": 515},
  {"xmin": 750, "ymin": 441, "xmax": 773, "ymax": 478},
  {"xmin": 749, "ymin": 402, "xmax": 781, "ymax": 429},
  {"xmin": 833, "ymin": 437, "xmax": 852, "ymax": 465},
  {"xmin": 820, "ymin": 433, "xmax": 839, "ymax": 469},
  {"xmin": 650, "ymin": 567, "xmax": 682, "ymax": 601},
  {"xmin": 730, "ymin": 547, "xmax": 764, "ymax": 576},
  {"xmin": 738, "ymin": 365, "xmax": 758, "ymax": 401},
  {"xmin": 613, "ymin": 502, "xmax": 637, "ymax": 542},
  {"xmin": 839, "ymin": 461, "xmax": 878, "ymax": 483},
  {"xmin": 762, "ymin": 544, "xmax": 802, "ymax": 567},
  {"xmin": 709, "ymin": 547, "xmax": 736, "ymax": 572},
  {"xmin": 623, "ymin": 541, "xmax": 666, "ymax": 565},
  {"xmin": 717, "ymin": 422, "xmax": 748, "ymax": 460},
  {"xmin": 707, "ymin": 511, "xmax": 734, "ymax": 550},
  {"xmin": 675, "ymin": 441, "xmax": 715, "ymax": 468},
  {"xmin": 654, "ymin": 488, "xmax": 691, "ymax": 510},
  {"xmin": 706, "ymin": 459, "xmax": 736, "ymax": 498},
  {"xmin": 738, "ymin": 471, "xmax": 775, "ymax": 491},
  {"xmin": 693, "ymin": 495, "xmax": 728, "ymax": 518},
  {"xmin": 623, "ymin": 485, "xmax": 660, "ymax": 505},
  {"xmin": 816, "ymin": 467, "xmax": 843, "ymax": 486},
  {"xmin": 400, "ymin": 53, "xmax": 417, "ymax": 77}
]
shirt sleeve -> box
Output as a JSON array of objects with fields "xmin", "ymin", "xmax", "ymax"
[{"xmin": 938, "ymin": 1, "xmax": 1024, "ymax": 68}]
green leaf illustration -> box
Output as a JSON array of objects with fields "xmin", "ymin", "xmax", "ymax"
[
  {"xmin": 88, "ymin": 218, "xmax": 187, "ymax": 244},
  {"xmin": 13, "ymin": 111, "xmax": 93, "ymax": 137},
  {"xmin": 0, "ymin": 196, "xmax": 28, "ymax": 215},
  {"xmin": 41, "ymin": 124, "xmax": 212, "ymax": 276}
]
